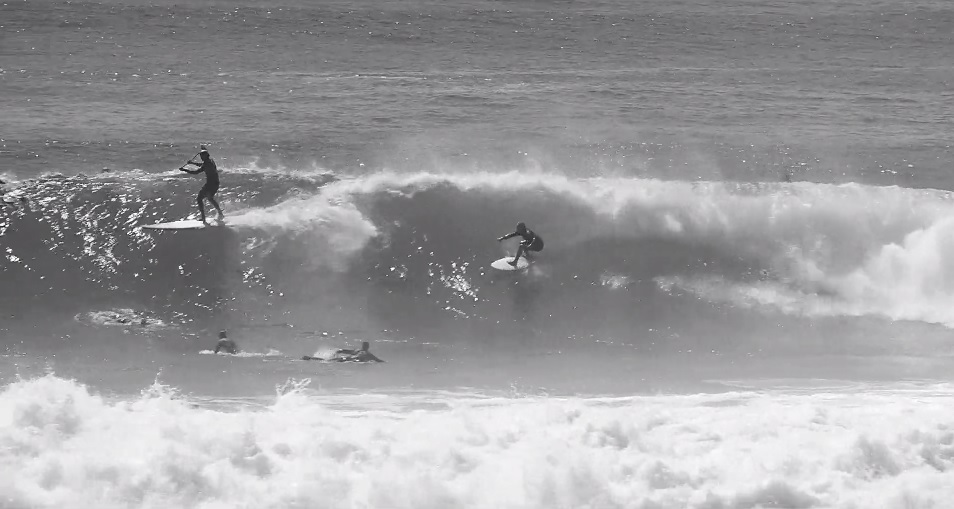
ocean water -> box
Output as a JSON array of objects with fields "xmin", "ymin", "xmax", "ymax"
[{"xmin": 3, "ymin": 0, "xmax": 954, "ymax": 507}]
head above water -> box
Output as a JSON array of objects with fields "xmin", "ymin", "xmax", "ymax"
[
  {"xmin": 219, "ymin": 330, "xmax": 227, "ymax": 339},
  {"xmin": 516, "ymin": 222, "xmax": 527, "ymax": 233},
  {"xmin": 361, "ymin": 341, "xmax": 370, "ymax": 351}
]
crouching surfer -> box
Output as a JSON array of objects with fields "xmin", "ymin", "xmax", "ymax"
[
  {"xmin": 497, "ymin": 222, "xmax": 544, "ymax": 266},
  {"xmin": 302, "ymin": 341, "xmax": 384, "ymax": 363}
]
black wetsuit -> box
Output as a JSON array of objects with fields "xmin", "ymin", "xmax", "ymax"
[
  {"xmin": 301, "ymin": 350, "xmax": 384, "ymax": 363},
  {"xmin": 503, "ymin": 229, "xmax": 544, "ymax": 252},
  {"xmin": 214, "ymin": 339, "xmax": 237, "ymax": 354},
  {"xmin": 337, "ymin": 350, "xmax": 384, "ymax": 363},
  {"xmin": 189, "ymin": 159, "xmax": 219, "ymax": 198}
]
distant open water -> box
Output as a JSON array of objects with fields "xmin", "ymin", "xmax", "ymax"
[
  {"xmin": 2, "ymin": 0, "xmax": 953, "ymax": 183},
  {"xmin": 3, "ymin": 0, "xmax": 954, "ymax": 507}
]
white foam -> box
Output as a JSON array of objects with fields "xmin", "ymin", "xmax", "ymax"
[
  {"xmin": 658, "ymin": 214, "xmax": 954, "ymax": 325},
  {"xmin": 226, "ymin": 195, "xmax": 378, "ymax": 272},
  {"xmin": 223, "ymin": 159, "xmax": 335, "ymax": 181},
  {"xmin": 74, "ymin": 308, "xmax": 168, "ymax": 330},
  {"xmin": 3, "ymin": 375, "xmax": 954, "ymax": 508}
]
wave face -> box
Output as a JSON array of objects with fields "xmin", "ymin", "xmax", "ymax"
[
  {"xmin": 3, "ymin": 169, "xmax": 954, "ymax": 355},
  {"xmin": 3, "ymin": 375, "xmax": 954, "ymax": 509}
]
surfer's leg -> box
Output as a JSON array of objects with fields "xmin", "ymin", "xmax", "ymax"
[
  {"xmin": 196, "ymin": 192, "xmax": 208, "ymax": 224},
  {"xmin": 207, "ymin": 183, "xmax": 224, "ymax": 218},
  {"xmin": 209, "ymin": 196, "xmax": 224, "ymax": 218},
  {"xmin": 520, "ymin": 238, "xmax": 542, "ymax": 263},
  {"xmin": 510, "ymin": 245, "xmax": 525, "ymax": 266}
]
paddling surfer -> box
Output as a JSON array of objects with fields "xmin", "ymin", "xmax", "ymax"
[
  {"xmin": 302, "ymin": 341, "xmax": 384, "ymax": 363},
  {"xmin": 180, "ymin": 146, "xmax": 224, "ymax": 225}
]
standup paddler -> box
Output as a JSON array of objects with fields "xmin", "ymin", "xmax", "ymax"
[{"xmin": 180, "ymin": 145, "xmax": 224, "ymax": 225}]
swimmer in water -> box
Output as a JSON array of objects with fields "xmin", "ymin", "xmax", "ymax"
[{"xmin": 213, "ymin": 330, "xmax": 238, "ymax": 354}]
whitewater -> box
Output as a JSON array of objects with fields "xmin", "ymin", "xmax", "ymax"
[{"xmin": 1, "ymin": 375, "xmax": 952, "ymax": 509}]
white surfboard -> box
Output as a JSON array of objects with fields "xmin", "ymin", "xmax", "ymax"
[
  {"xmin": 491, "ymin": 256, "xmax": 529, "ymax": 271},
  {"xmin": 142, "ymin": 219, "xmax": 226, "ymax": 230}
]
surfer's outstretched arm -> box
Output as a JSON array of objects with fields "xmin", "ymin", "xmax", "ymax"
[{"xmin": 499, "ymin": 222, "xmax": 532, "ymax": 242}]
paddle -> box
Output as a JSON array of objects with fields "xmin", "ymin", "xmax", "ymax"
[{"xmin": 179, "ymin": 151, "xmax": 202, "ymax": 171}]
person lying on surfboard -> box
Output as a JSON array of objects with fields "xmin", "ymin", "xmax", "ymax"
[
  {"xmin": 497, "ymin": 222, "xmax": 544, "ymax": 266},
  {"xmin": 302, "ymin": 341, "xmax": 384, "ymax": 363},
  {"xmin": 179, "ymin": 146, "xmax": 224, "ymax": 225}
]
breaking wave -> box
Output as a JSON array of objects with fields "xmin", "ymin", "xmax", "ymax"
[{"xmin": 4, "ymin": 167, "xmax": 954, "ymax": 354}]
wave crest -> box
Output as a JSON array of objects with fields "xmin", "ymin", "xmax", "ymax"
[{"xmin": 5, "ymin": 169, "xmax": 954, "ymax": 346}]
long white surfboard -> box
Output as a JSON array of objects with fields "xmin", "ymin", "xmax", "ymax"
[
  {"xmin": 142, "ymin": 219, "xmax": 227, "ymax": 230},
  {"xmin": 490, "ymin": 256, "xmax": 529, "ymax": 271}
]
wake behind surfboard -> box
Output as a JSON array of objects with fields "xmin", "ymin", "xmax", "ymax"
[{"xmin": 142, "ymin": 219, "xmax": 227, "ymax": 230}]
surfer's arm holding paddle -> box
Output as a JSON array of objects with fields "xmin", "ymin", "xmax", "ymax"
[
  {"xmin": 177, "ymin": 149, "xmax": 203, "ymax": 172},
  {"xmin": 179, "ymin": 163, "xmax": 204, "ymax": 174},
  {"xmin": 180, "ymin": 158, "xmax": 211, "ymax": 174}
]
